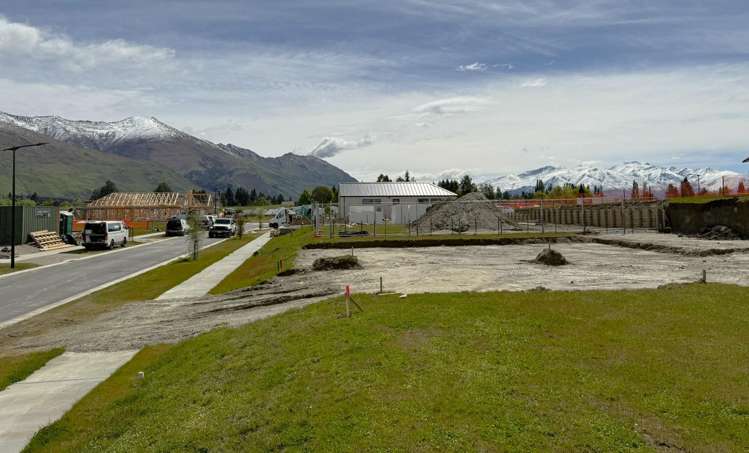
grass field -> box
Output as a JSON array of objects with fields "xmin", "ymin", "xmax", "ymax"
[
  {"xmin": 0, "ymin": 235, "xmax": 258, "ymax": 356},
  {"xmin": 26, "ymin": 284, "xmax": 749, "ymax": 451},
  {"xmin": 0, "ymin": 348, "xmax": 64, "ymax": 392},
  {"xmin": 210, "ymin": 228, "xmax": 311, "ymax": 294},
  {"xmin": 307, "ymin": 231, "xmax": 577, "ymax": 248},
  {"xmin": 667, "ymin": 195, "xmax": 749, "ymax": 204},
  {"xmin": 0, "ymin": 262, "xmax": 38, "ymax": 275}
]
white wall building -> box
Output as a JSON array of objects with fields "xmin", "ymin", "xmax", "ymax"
[{"xmin": 338, "ymin": 182, "xmax": 457, "ymax": 224}]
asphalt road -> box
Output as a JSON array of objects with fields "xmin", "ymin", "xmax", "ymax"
[{"xmin": 0, "ymin": 234, "xmax": 224, "ymax": 327}]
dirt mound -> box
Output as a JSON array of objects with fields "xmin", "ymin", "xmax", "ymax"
[
  {"xmin": 415, "ymin": 192, "xmax": 518, "ymax": 232},
  {"xmin": 697, "ymin": 225, "xmax": 741, "ymax": 240},
  {"xmin": 312, "ymin": 255, "xmax": 362, "ymax": 271},
  {"xmin": 534, "ymin": 248, "xmax": 568, "ymax": 266}
]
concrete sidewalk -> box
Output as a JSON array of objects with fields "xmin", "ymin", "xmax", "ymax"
[
  {"xmin": 156, "ymin": 232, "xmax": 272, "ymax": 300},
  {"xmin": 0, "ymin": 350, "xmax": 137, "ymax": 453}
]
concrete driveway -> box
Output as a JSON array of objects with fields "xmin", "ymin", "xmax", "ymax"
[{"xmin": 0, "ymin": 234, "xmax": 224, "ymax": 327}]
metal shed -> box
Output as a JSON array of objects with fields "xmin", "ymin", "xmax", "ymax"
[
  {"xmin": 0, "ymin": 205, "xmax": 60, "ymax": 245},
  {"xmin": 338, "ymin": 182, "xmax": 457, "ymax": 224}
]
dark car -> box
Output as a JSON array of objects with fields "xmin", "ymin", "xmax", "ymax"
[{"xmin": 166, "ymin": 217, "xmax": 190, "ymax": 236}]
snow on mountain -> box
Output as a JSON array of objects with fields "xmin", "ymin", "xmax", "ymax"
[
  {"xmin": 487, "ymin": 162, "xmax": 744, "ymax": 194},
  {"xmin": 429, "ymin": 162, "xmax": 745, "ymax": 194},
  {"xmin": 0, "ymin": 112, "xmax": 183, "ymax": 151}
]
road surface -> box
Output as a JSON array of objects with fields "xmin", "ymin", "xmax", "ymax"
[{"xmin": 0, "ymin": 234, "xmax": 224, "ymax": 327}]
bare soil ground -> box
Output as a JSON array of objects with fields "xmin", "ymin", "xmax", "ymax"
[{"xmin": 3, "ymin": 233, "xmax": 747, "ymax": 356}]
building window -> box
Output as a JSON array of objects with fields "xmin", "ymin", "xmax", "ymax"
[
  {"xmin": 392, "ymin": 198, "xmax": 400, "ymax": 204},
  {"xmin": 418, "ymin": 198, "xmax": 429, "ymax": 203}
]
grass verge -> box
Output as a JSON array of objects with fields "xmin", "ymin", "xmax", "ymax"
[
  {"xmin": 0, "ymin": 262, "xmax": 38, "ymax": 275},
  {"xmin": 26, "ymin": 284, "xmax": 749, "ymax": 451},
  {"xmin": 0, "ymin": 235, "xmax": 257, "ymax": 356},
  {"xmin": 24, "ymin": 345, "xmax": 172, "ymax": 452},
  {"xmin": 306, "ymin": 231, "xmax": 577, "ymax": 249},
  {"xmin": 0, "ymin": 348, "xmax": 64, "ymax": 391},
  {"xmin": 210, "ymin": 228, "xmax": 311, "ymax": 294}
]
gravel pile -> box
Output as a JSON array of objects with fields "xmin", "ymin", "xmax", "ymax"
[
  {"xmin": 312, "ymin": 255, "xmax": 362, "ymax": 271},
  {"xmin": 415, "ymin": 192, "xmax": 518, "ymax": 232},
  {"xmin": 534, "ymin": 248, "xmax": 569, "ymax": 266}
]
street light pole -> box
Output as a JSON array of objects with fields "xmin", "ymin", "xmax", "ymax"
[{"xmin": 2, "ymin": 142, "xmax": 47, "ymax": 268}]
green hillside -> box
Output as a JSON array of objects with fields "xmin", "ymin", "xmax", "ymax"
[{"xmin": 0, "ymin": 126, "xmax": 195, "ymax": 200}]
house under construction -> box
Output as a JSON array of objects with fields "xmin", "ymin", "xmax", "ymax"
[{"xmin": 82, "ymin": 191, "xmax": 216, "ymax": 221}]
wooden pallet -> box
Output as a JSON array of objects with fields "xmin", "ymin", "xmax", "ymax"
[{"xmin": 29, "ymin": 230, "xmax": 69, "ymax": 251}]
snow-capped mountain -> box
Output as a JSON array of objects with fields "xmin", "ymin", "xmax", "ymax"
[
  {"xmin": 433, "ymin": 162, "xmax": 745, "ymax": 194},
  {"xmin": 0, "ymin": 111, "xmax": 357, "ymax": 198},
  {"xmin": 0, "ymin": 112, "xmax": 187, "ymax": 151}
]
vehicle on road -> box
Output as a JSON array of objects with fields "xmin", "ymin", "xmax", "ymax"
[
  {"xmin": 200, "ymin": 215, "xmax": 216, "ymax": 229},
  {"xmin": 82, "ymin": 221, "xmax": 128, "ymax": 250},
  {"xmin": 166, "ymin": 217, "xmax": 191, "ymax": 236},
  {"xmin": 269, "ymin": 208, "xmax": 293, "ymax": 228},
  {"xmin": 209, "ymin": 218, "xmax": 237, "ymax": 238}
]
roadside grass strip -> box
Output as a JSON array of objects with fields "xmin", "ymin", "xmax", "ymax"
[
  {"xmin": 0, "ymin": 235, "xmax": 259, "ymax": 349},
  {"xmin": 0, "ymin": 263, "xmax": 38, "ymax": 276},
  {"xmin": 25, "ymin": 283, "xmax": 749, "ymax": 452},
  {"xmin": 158, "ymin": 233, "xmax": 271, "ymax": 300},
  {"xmin": 210, "ymin": 228, "xmax": 312, "ymax": 295},
  {"xmin": 0, "ymin": 348, "xmax": 64, "ymax": 392}
]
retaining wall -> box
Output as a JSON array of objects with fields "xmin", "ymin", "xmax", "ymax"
[{"xmin": 666, "ymin": 199, "xmax": 749, "ymax": 237}]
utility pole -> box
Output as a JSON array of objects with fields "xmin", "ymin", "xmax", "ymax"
[{"xmin": 2, "ymin": 143, "xmax": 47, "ymax": 269}]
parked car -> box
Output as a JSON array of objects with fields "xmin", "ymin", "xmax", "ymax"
[
  {"xmin": 209, "ymin": 218, "xmax": 237, "ymax": 238},
  {"xmin": 200, "ymin": 215, "xmax": 216, "ymax": 229},
  {"xmin": 82, "ymin": 221, "xmax": 128, "ymax": 250},
  {"xmin": 166, "ymin": 217, "xmax": 191, "ymax": 236}
]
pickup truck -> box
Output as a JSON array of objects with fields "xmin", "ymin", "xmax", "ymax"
[{"xmin": 209, "ymin": 218, "xmax": 237, "ymax": 238}]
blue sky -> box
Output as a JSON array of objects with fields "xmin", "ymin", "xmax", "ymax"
[{"xmin": 1, "ymin": 0, "xmax": 748, "ymax": 179}]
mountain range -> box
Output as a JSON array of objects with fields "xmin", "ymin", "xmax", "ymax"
[
  {"xmin": 436, "ymin": 162, "xmax": 746, "ymax": 195},
  {"xmin": 0, "ymin": 112, "xmax": 356, "ymax": 199}
]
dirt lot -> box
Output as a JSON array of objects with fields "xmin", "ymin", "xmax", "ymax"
[{"xmin": 3, "ymin": 233, "xmax": 748, "ymax": 355}]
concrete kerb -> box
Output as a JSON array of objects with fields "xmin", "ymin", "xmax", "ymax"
[{"xmin": 0, "ymin": 238, "xmax": 230, "ymax": 331}]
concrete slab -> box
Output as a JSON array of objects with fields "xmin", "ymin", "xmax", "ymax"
[
  {"xmin": 157, "ymin": 232, "xmax": 272, "ymax": 300},
  {"xmin": 0, "ymin": 350, "xmax": 137, "ymax": 453}
]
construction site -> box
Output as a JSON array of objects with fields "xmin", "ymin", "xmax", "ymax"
[{"xmin": 2, "ymin": 185, "xmax": 748, "ymax": 451}]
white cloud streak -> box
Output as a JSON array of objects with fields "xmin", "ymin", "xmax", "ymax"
[
  {"xmin": 309, "ymin": 135, "xmax": 374, "ymax": 158},
  {"xmin": 413, "ymin": 96, "xmax": 487, "ymax": 115},
  {"xmin": 0, "ymin": 16, "xmax": 174, "ymax": 72},
  {"xmin": 457, "ymin": 62, "xmax": 487, "ymax": 72}
]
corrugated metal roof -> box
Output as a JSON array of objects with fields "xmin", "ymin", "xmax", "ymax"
[{"xmin": 339, "ymin": 182, "xmax": 457, "ymax": 197}]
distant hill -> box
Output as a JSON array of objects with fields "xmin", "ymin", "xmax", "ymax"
[
  {"xmin": 0, "ymin": 124, "xmax": 195, "ymax": 199},
  {"xmin": 0, "ymin": 112, "xmax": 357, "ymax": 199}
]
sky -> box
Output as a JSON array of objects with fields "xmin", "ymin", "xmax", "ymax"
[{"xmin": 1, "ymin": 0, "xmax": 749, "ymax": 180}]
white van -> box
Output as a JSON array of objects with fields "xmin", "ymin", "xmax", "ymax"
[{"xmin": 83, "ymin": 221, "xmax": 129, "ymax": 250}]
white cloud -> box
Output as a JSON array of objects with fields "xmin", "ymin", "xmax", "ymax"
[
  {"xmin": 521, "ymin": 78, "xmax": 547, "ymax": 87},
  {"xmin": 413, "ymin": 96, "xmax": 487, "ymax": 115},
  {"xmin": 0, "ymin": 16, "xmax": 174, "ymax": 72},
  {"xmin": 457, "ymin": 62, "xmax": 487, "ymax": 72},
  {"xmin": 309, "ymin": 135, "xmax": 374, "ymax": 158}
]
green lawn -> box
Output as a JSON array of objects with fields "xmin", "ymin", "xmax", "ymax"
[
  {"xmin": 667, "ymin": 195, "xmax": 749, "ymax": 204},
  {"xmin": 0, "ymin": 348, "xmax": 64, "ymax": 391},
  {"xmin": 0, "ymin": 262, "xmax": 38, "ymax": 275},
  {"xmin": 210, "ymin": 228, "xmax": 311, "ymax": 294},
  {"xmin": 308, "ymin": 231, "xmax": 577, "ymax": 248},
  {"xmin": 26, "ymin": 284, "xmax": 749, "ymax": 451}
]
